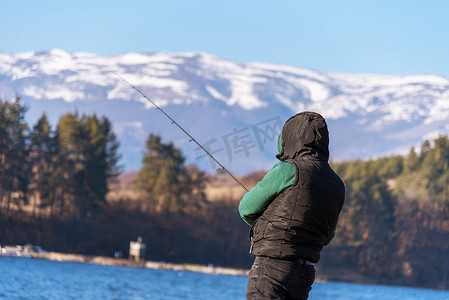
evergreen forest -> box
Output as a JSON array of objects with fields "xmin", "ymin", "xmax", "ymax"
[{"xmin": 1, "ymin": 97, "xmax": 449, "ymax": 289}]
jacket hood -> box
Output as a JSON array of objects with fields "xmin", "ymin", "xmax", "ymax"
[
  {"xmin": 277, "ymin": 131, "xmax": 283, "ymax": 153},
  {"xmin": 276, "ymin": 111, "xmax": 329, "ymax": 162}
]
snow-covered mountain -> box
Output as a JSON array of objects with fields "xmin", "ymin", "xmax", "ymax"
[{"xmin": 1, "ymin": 49, "xmax": 448, "ymax": 174}]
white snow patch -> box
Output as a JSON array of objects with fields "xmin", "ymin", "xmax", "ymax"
[
  {"xmin": 295, "ymin": 79, "xmax": 330, "ymax": 102},
  {"xmin": 116, "ymin": 52, "xmax": 184, "ymax": 65},
  {"xmin": 275, "ymin": 93, "xmax": 297, "ymax": 111},
  {"xmin": 11, "ymin": 67, "xmax": 37, "ymax": 79},
  {"xmin": 249, "ymin": 62, "xmax": 329, "ymax": 82},
  {"xmin": 15, "ymin": 51, "xmax": 36, "ymax": 59},
  {"xmin": 107, "ymin": 85, "xmax": 134, "ymax": 101},
  {"xmin": 425, "ymin": 96, "xmax": 449, "ymax": 124},
  {"xmin": 199, "ymin": 53, "xmax": 238, "ymax": 69},
  {"xmin": 0, "ymin": 54, "xmax": 12, "ymax": 73},
  {"xmin": 118, "ymin": 73, "xmax": 189, "ymax": 94},
  {"xmin": 143, "ymin": 99, "xmax": 168, "ymax": 109},
  {"xmin": 39, "ymin": 51, "xmax": 76, "ymax": 75},
  {"xmin": 206, "ymin": 85, "xmax": 227, "ymax": 102},
  {"xmin": 22, "ymin": 85, "xmax": 84, "ymax": 102},
  {"xmin": 227, "ymin": 73, "xmax": 267, "ymax": 109},
  {"xmin": 65, "ymin": 72, "xmax": 116, "ymax": 86},
  {"xmin": 116, "ymin": 53, "xmax": 155, "ymax": 65},
  {"xmin": 143, "ymin": 63, "xmax": 178, "ymax": 71},
  {"xmin": 113, "ymin": 121, "xmax": 144, "ymax": 135}
]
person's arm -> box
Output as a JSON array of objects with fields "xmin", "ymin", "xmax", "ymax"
[
  {"xmin": 238, "ymin": 162, "xmax": 295, "ymax": 225},
  {"xmin": 323, "ymin": 216, "xmax": 339, "ymax": 246}
]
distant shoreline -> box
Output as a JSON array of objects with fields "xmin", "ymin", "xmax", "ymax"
[
  {"xmin": 3, "ymin": 251, "xmax": 363, "ymax": 286},
  {"xmin": 14, "ymin": 251, "xmax": 251, "ymax": 277}
]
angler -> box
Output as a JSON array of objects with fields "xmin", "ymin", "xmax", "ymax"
[{"xmin": 239, "ymin": 112, "xmax": 345, "ymax": 300}]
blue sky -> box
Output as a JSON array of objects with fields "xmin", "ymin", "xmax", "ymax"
[{"xmin": 2, "ymin": 0, "xmax": 448, "ymax": 76}]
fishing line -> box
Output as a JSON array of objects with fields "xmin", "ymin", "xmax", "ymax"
[{"xmin": 115, "ymin": 73, "xmax": 249, "ymax": 192}]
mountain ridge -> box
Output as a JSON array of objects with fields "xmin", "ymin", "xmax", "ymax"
[{"xmin": 1, "ymin": 49, "xmax": 448, "ymax": 173}]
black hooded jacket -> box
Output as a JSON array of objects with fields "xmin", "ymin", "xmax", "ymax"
[{"xmin": 249, "ymin": 112, "xmax": 345, "ymax": 263}]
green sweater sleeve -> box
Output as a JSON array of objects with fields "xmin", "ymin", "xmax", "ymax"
[{"xmin": 238, "ymin": 162, "xmax": 295, "ymax": 226}]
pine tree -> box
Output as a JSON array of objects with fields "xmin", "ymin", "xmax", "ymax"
[
  {"xmin": 55, "ymin": 112, "xmax": 80, "ymax": 216},
  {"xmin": 79, "ymin": 114, "xmax": 121, "ymax": 216},
  {"xmin": 404, "ymin": 147, "xmax": 420, "ymax": 173},
  {"xmin": 55, "ymin": 112, "xmax": 121, "ymax": 218},
  {"xmin": 0, "ymin": 99, "xmax": 10, "ymax": 211},
  {"xmin": 421, "ymin": 136, "xmax": 449, "ymax": 203},
  {"xmin": 100, "ymin": 116, "xmax": 121, "ymax": 181},
  {"xmin": 29, "ymin": 113, "xmax": 59, "ymax": 215},
  {"xmin": 0, "ymin": 96, "xmax": 30, "ymax": 239},
  {"xmin": 134, "ymin": 134, "xmax": 205, "ymax": 212}
]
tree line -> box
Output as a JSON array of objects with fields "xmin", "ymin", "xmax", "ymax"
[
  {"xmin": 326, "ymin": 135, "xmax": 449, "ymax": 288},
  {"xmin": 0, "ymin": 96, "xmax": 121, "ymax": 226},
  {"xmin": 0, "ymin": 96, "xmax": 246, "ymax": 267}
]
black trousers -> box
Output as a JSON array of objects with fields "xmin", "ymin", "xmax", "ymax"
[{"xmin": 246, "ymin": 256, "xmax": 315, "ymax": 300}]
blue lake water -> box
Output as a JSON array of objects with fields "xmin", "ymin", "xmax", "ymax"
[{"xmin": 1, "ymin": 257, "xmax": 449, "ymax": 300}]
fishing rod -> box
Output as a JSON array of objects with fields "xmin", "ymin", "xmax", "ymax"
[{"xmin": 115, "ymin": 73, "xmax": 249, "ymax": 192}]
